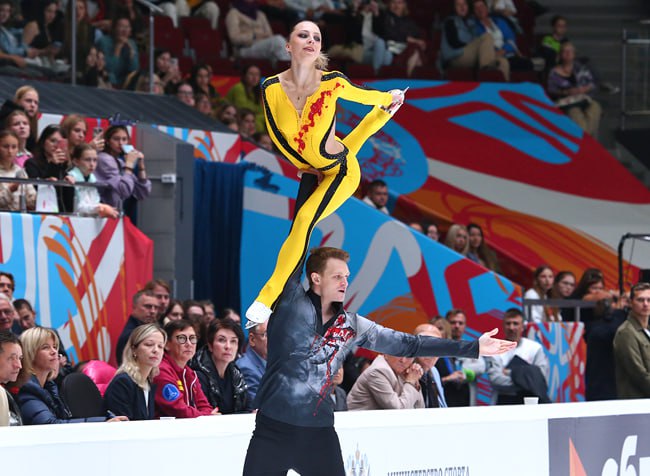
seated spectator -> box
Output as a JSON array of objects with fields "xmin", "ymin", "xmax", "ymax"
[
  {"xmin": 24, "ymin": 125, "xmax": 73, "ymax": 213},
  {"xmin": 444, "ymin": 223, "xmax": 469, "ymax": 257},
  {"xmin": 550, "ymin": 270, "xmax": 575, "ymax": 320},
  {"xmin": 252, "ymin": 131, "xmax": 273, "ymax": 151},
  {"xmin": 189, "ymin": 64, "xmax": 221, "ymax": 112},
  {"xmin": 95, "ymin": 125, "xmax": 151, "ymax": 222},
  {"xmin": 430, "ymin": 315, "xmax": 451, "ymax": 339},
  {"xmin": 183, "ymin": 300, "xmax": 206, "ymax": 325},
  {"xmin": 106, "ymin": 0, "xmax": 148, "ymax": 42},
  {"xmin": 0, "ymin": 292, "xmax": 13, "ymax": 332},
  {"xmin": 258, "ymin": 0, "xmax": 299, "ymax": 33},
  {"xmin": 154, "ymin": 48, "xmax": 182, "ymax": 95},
  {"xmin": 347, "ymin": 352, "xmax": 424, "ymax": 410},
  {"xmin": 408, "ymin": 222, "xmax": 423, "ymax": 232},
  {"xmin": 115, "ymin": 290, "xmax": 159, "ymax": 365},
  {"xmin": 201, "ymin": 301, "xmax": 216, "ymax": 322},
  {"xmin": 61, "ymin": 114, "xmax": 104, "ymax": 155},
  {"xmin": 14, "ymin": 86, "xmax": 39, "ymax": 148},
  {"xmin": 133, "ymin": 72, "xmax": 164, "ymax": 94},
  {"xmin": 0, "ymin": 273, "xmax": 13, "ymax": 300},
  {"xmin": 143, "ymin": 279, "xmax": 172, "ymax": 322},
  {"xmin": 414, "ymin": 324, "xmax": 447, "ymax": 408},
  {"xmin": 236, "ymin": 321, "xmax": 267, "ymax": 402},
  {"xmin": 67, "ymin": 143, "xmax": 119, "ymax": 217},
  {"xmin": 487, "ymin": 0, "xmax": 521, "ymax": 33},
  {"xmin": 105, "ymin": 323, "xmax": 165, "ymax": 420},
  {"xmin": 81, "ymin": 45, "xmax": 111, "ymax": 88},
  {"xmin": 362, "ymin": 179, "xmax": 389, "ymax": 214},
  {"xmin": 225, "ymin": 0, "xmax": 290, "ymax": 66},
  {"xmin": 218, "ymin": 307, "xmax": 241, "ymax": 324},
  {"xmin": 5, "ymin": 110, "xmax": 32, "ymax": 166},
  {"xmin": 195, "ymin": 92, "xmax": 213, "ymax": 116},
  {"xmin": 486, "ymin": 308, "xmax": 550, "ymax": 404},
  {"xmin": 175, "ymin": 81, "xmax": 195, "ymax": 107},
  {"xmin": 238, "ymin": 107, "xmax": 257, "ymax": 139},
  {"xmin": 283, "ymin": 0, "xmax": 336, "ymax": 22},
  {"xmin": 190, "ymin": 318, "xmax": 251, "ymax": 414},
  {"xmin": 473, "ymin": 0, "xmax": 533, "ymax": 81},
  {"xmin": 63, "ymin": 0, "xmax": 98, "ymax": 70},
  {"xmin": 13, "ymin": 299, "xmax": 36, "ymax": 332},
  {"xmin": 538, "ymin": 14, "xmax": 566, "ymax": 72},
  {"xmin": 0, "ymin": 331, "xmax": 23, "ymax": 426},
  {"xmin": 216, "ymin": 101, "xmax": 239, "ymax": 132},
  {"xmin": 467, "ymin": 223, "xmax": 499, "ymax": 271},
  {"xmin": 424, "ymin": 222, "xmax": 440, "ymax": 241},
  {"xmin": 0, "ymin": 130, "xmax": 35, "ymax": 211},
  {"xmin": 547, "ymin": 42, "xmax": 601, "ymax": 137},
  {"xmin": 22, "ymin": 0, "xmax": 64, "ymax": 72},
  {"xmin": 153, "ymin": 319, "xmax": 219, "ymax": 418},
  {"xmin": 330, "ymin": 367, "xmax": 347, "ymax": 411},
  {"xmin": 523, "ymin": 265, "xmax": 556, "ymax": 322},
  {"xmin": 155, "ymin": 0, "xmax": 220, "ymax": 29},
  {"xmin": 372, "ymin": 0, "xmax": 426, "ymax": 76},
  {"xmin": 17, "ymin": 327, "xmax": 127, "ymax": 424},
  {"xmin": 96, "ymin": 16, "xmax": 139, "ymax": 88},
  {"xmin": 162, "ymin": 299, "xmax": 184, "ymax": 326},
  {"xmin": 440, "ymin": 0, "xmax": 499, "ymax": 74},
  {"xmin": 226, "ymin": 64, "xmax": 264, "ymax": 133}
]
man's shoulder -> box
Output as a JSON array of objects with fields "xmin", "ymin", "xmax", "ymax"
[{"xmin": 520, "ymin": 337, "xmax": 543, "ymax": 352}]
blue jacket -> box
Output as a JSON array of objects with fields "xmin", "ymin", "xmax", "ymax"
[
  {"xmin": 17, "ymin": 375, "xmax": 105, "ymax": 425},
  {"xmin": 104, "ymin": 372, "xmax": 155, "ymax": 421},
  {"xmin": 236, "ymin": 348, "xmax": 266, "ymax": 402},
  {"xmin": 474, "ymin": 16, "xmax": 518, "ymax": 56}
]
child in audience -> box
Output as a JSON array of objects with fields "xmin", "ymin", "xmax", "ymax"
[
  {"xmin": 5, "ymin": 110, "xmax": 32, "ymax": 166},
  {"xmin": 67, "ymin": 143, "xmax": 118, "ymax": 218},
  {"xmin": 0, "ymin": 130, "xmax": 35, "ymax": 211}
]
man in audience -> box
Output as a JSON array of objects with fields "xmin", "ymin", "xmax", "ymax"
[
  {"xmin": 415, "ymin": 323, "xmax": 447, "ymax": 408},
  {"xmin": 144, "ymin": 278, "xmax": 171, "ymax": 321},
  {"xmin": 0, "ymin": 293, "xmax": 14, "ymax": 333},
  {"xmin": 0, "ymin": 272, "xmax": 14, "ymax": 301},
  {"xmin": 347, "ymin": 352, "xmax": 425, "ymax": 410},
  {"xmin": 237, "ymin": 321, "xmax": 268, "ymax": 402},
  {"xmin": 436, "ymin": 309, "xmax": 486, "ymax": 406},
  {"xmin": 362, "ymin": 179, "xmax": 389, "ymax": 214},
  {"xmin": 115, "ymin": 290, "xmax": 158, "ymax": 365},
  {"xmin": 487, "ymin": 308, "xmax": 550, "ymax": 404},
  {"xmin": 0, "ymin": 331, "xmax": 22, "ymax": 425},
  {"xmin": 613, "ymin": 282, "xmax": 650, "ymax": 398}
]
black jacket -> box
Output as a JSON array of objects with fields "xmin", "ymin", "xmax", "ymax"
[
  {"xmin": 115, "ymin": 316, "xmax": 143, "ymax": 365},
  {"xmin": 104, "ymin": 372, "xmax": 155, "ymax": 420},
  {"xmin": 190, "ymin": 346, "xmax": 250, "ymax": 414},
  {"xmin": 24, "ymin": 157, "xmax": 74, "ymax": 213}
]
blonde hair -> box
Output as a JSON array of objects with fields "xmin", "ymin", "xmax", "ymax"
[
  {"xmin": 116, "ymin": 323, "xmax": 166, "ymax": 390},
  {"xmin": 14, "ymin": 85, "xmax": 38, "ymax": 104},
  {"xmin": 20, "ymin": 327, "xmax": 59, "ymax": 382},
  {"xmin": 445, "ymin": 224, "xmax": 469, "ymax": 256},
  {"xmin": 60, "ymin": 114, "xmax": 87, "ymax": 140},
  {"xmin": 290, "ymin": 21, "xmax": 329, "ymax": 70}
]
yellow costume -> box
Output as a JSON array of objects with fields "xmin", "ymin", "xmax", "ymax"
[{"xmin": 247, "ymin": 71, "xmax": 394, "ymax": 323}]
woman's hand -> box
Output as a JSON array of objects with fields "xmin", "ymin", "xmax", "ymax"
[
  {"xmin": 97, "ymin": 203, "xmax": 119, "ymax": 219},
  {"xmin": 90, "ymin": 134, "xmax": 105, "ymax": 151},
  {"xmin": 64, "ymin": 175, "xmax": 75, "ymax": 185},
  {"xmin": 124, "ymin": 149, "xmax": 143, "ymax": 169},
  {"xmin": 52, "ymin": 148, "xmax": 68, "ymax": 164}
]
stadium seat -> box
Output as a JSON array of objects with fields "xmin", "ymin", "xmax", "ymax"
[
  {"xmin": 179, "ymin": 16, "xmax": 212, "ymax": 34},
  {"xmin": 61, "ymin": 373, "xmax": 105, "ymax": 419},
  {"xmin": 188, "ymin": 28, "xmax": 223, "ymax": 63}
]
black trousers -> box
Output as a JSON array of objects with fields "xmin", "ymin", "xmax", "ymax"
[{"xmin": 243, "ymin": 413, "xmax": 345, "ymax": 476}]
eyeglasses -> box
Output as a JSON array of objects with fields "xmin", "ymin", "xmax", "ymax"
[
  {"xmin": 0, "ymin": 308, "xmax": 14, "ymax": 316},
  {"xmin": 175, "ymin": 334, "xmax": 198, "ymax": 344}
]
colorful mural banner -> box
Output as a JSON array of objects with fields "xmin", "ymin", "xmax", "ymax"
[{"xmin": 0, "ymin": 213, "xmax": 153, "ymax": 365}]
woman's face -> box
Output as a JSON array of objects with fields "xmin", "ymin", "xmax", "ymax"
[
  {"xmin": 75, "ymin": 149, "xmax": 98, "ymax": 175},
  {"xmin": 209, "ymin": 328, "xmax": 239, "ymax": 366},
  {"xmin": 43, "ymin": 2, "xmax": 57, "ymax": 25},
  {"xmin": 76, "ymin": 0, "xmax": 87, "ymax": 21},
  {"xmin": 156, "ymin": 52, "xmax": 170, "ymax": 73},
  {"xmin": 427, "ymin": 224, "xmax": 439, "ymax": 241},
  {"xmin": 536, "ymin": 268, "xmax": 554, "ymax": 292},
  {"xmin": 195, "ymin": 68, "xmax": 210, "ymax": 88},
  {"xmin": 114, "ymin": 18, "xmax": 132, "ymax": 41},
  {"xmin": 107, "ymin": 129, "xmax": 129, "ymax": 156},
  {"xmin": 134, "ymin": 331, "xmax": 165, "ymax": 369},
  {"xmin": 18, "ymin": 91, "xmax": 39, "ymax": 117},
  {"xmin": 588, "ymin": 280, "xmax": 605, "ymax": 294},
  {"xmin": 244, "ymin": 66, "xmax": 261, "ymax": 89},
  {"xmin": 240, "ymin": 113, "xmax": 256, "ymax": 137},
  {"xmin": 68, "ymin": 120, "xmax": 87, "ymax": 147},
  {"xmin": 166, "ymin": 327, "xmax": 198, "ymax": 367},
  {"xmin": 468, "ymin": 227, "xmax": 483, "ymax": 249},
  {"xmin": 196, "ymin": 95, "xmax": 212, "ymax": 115},
  {"xmin": 454, "ymin": 228, "xmax": 468, "ymax": 252},
  {"xmin": 96, "ymin": 51, "xmax": 106, "ymax": 69},
  {"xmin": 34, "ymin": 336, "xmax": 59, "ymax": 375},
  {"xmin": 288, "ymin": 21, "xmax": 322, "ymax": 62},
  {"xmin": 44, "ymin": 131, "xmax": 63, "ymax": 159},
  {"xmin": 220, "ymin": 106, "xmax": 237, "ymax": 125},
  {"xmin": 9, "ymin": 114, "xmax": 30, "ymax": 141},
  {"xmin": 0, "ymin": 135, "xmax": 18, "ymax": 165},
  {"xmin": 556, "ymin": 274, "xmax": 576, "ymax": 298},
  {"xmin": 473, "ymin": 0, "xmax": 488, "ymax": 20},
  {"xmin": 560, "ymin": 44, "xmax": 575, "ymax": 64},
  {"xmin": 166, "ymin": 304, "xmax": 184, "ymax": 321}
]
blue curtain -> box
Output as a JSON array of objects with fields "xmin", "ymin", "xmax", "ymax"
[{"xmin": 193, "ymin": 160, "xmax": 256, "ymax": 313}]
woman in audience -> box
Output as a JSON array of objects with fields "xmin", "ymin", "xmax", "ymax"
[
  {"xmin": 238, "ymin": 108, "xmax": 257, "ymax": 139},
  {"xmin": 17, "ymin": 327, "xmax": 127, "ymax": 424},
  {"xmin": 466, "ymin": 223, "xmax": 499, "ymax": 271},
  {"xmin": 68, "ymin": 143, "xmax": 119, "ymax": 217},
  {"xmin": 5, "ymin": 110, "xmax": 33, "ymax": 166},
  {"xmin": 195, "ymin": 92, "xmax": 213, "ymax": 116},
  {"xmin": 430, "ymin": 315, "xmax": 451, "ymax": 339},
  {"xmin": 226, "ymin": 64, "xmax": 264, "ymax": 132},
  {"xmin": 444, "ymin": 224, "xmax": 469, "ymax": 257},
  {"xmin": 96, "ymin": 16, "xmax": 139, "ymax": 88},
  {"xmin": 189, "ymin": 64, "xmax": 221, "ymax": 112},
  {"xmin": 547, "ymin": 42, "xmax": 601, "ymax": 137},
  {"xmin": 82, "ymin": 46, "xmax": 112, "ymax": 89},
  {"xmin": 0, "ymin": 130, "xmax": 35, "ymax": 211},
  {"xmin": 104, "ymin": 324, "xmax": 165, "ymax": 420},
  {"xmin": 25, "ymin": 125, "xmax": 74, "ymax": 213},
  {"xmin": 216, "ymin": 101, "xmax": 239, "ymax": 132},
  {"xmin": 524, "ymin": 265, "xmax": 557, "ymax": 322},
  {"xmin": 550, "ymin": 270, "xmax": 576, "ymax": 320},
  {"xmin": 190, "ymin": 318, "xmax": 251, "ymax": 414},
  {"xmin": 95, "ymin": 125, "xmax": 151, "ymax": 222},
  {"xmin": 22, "ymin": 0, "xmax": 63, "ymax": 70},
  {"xmin": 219, "ymin": 307, "xmax": 241, "ymax": 324},
  {"xmin": 154, "ymin": 48, "xmax": 182, "ymax": 95},
  {"xmin": 14, "ymin": 86, "xmax": 39, "ymax": 148},
  {"xmin": 565, "ymin": 268, "xmax": 625, "ymax": 323},
  {"xmin": 64, "ymin": 0, "xmax": 98, "ymax": 69},
  {"xmin": 161, "ymin": 299, "xmax": 184, "ymax": 326},
  {"xmin": 153, "ymin": 320, "xmax": 219, "ymax": 418},
  {"xmin": 61, "ymin": 114, "xmax": 104, "ymax": 153}
]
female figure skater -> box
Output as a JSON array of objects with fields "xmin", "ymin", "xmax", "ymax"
[{"xmin": 246, "ymin": 20, "xmax": 405, "ymax": 327}]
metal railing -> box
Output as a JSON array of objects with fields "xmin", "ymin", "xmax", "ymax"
[{"xmin": 522, "ymin": 298, "xmax": 597, "ymax": 323}]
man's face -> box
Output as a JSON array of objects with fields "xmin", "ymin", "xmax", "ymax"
[
  {"xmin": 152, "ymin": 285, "xmax": 170, "ymax": 317},
  {"xmin": 17, "ymin": 307, "xmax": 36, "ymax": 330},
  {"xmin": 0, "ymin": 342, "xmax": 22, "ymax": 384},
  {"xmin": 503, "ymin": 315, "xmax": 524, "ymax": 343},
  {"xmin": 0, "ymin": 275, "xmax": 14, "ymax": 300},
  {"xmin": 312, "ymin": 258, "xmax": 349, "ymax": 304},
  {"xmin": 0, "ymin": 299, "xmax": 14, "ymax": 331},
  {"xmin": 554, "ymin": 19, "xmax": 567, "ymax": 37},
  {"xmin": 0, "ymin": 4, "xmax": 11, "ymax": 24},
  {"xmin": 384, "ymin": 354, "xmax": 414, "ymax": 376},
  {"xmin": 448, "ymin": 313, "xmax": 466, "ymax": 340},
  {"xmin": 631, "ymin": 289, "xmax": 650, "ymax": 321},
  {"xmin": 132, "ymin": 295, "xmax": 159, "ymax": 324},
  {"xmin": 416, "ymin": 326, "xmax": 442, "ymax": 371},
  {"xmin": 249, "ymin": 321, "xmax": 268, "ymax": 360},
  {"xmin": 368, "ymin": 185, "xmax": 388, "ymax": 208}
]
